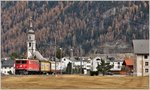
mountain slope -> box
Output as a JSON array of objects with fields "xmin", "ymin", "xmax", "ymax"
[{"xmin": 1, "ymin": 1, "xmax": 149, "ymax": 57}]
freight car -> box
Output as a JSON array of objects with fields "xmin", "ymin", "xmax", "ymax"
[
  {"xmin": 39, "ymin": 60, "xmax": 51, "ymax": 74},
  {"xmin": 50, "ymin": 61, "xmax": 61, "ymax": 74},
  {"xmin": 15, "ymin": 59, "xmax": 60, "ymax": 75}
]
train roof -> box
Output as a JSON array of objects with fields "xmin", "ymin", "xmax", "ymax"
[
  {"xmin": 15, "ymin": 59, "xmax": 38, "ymax": 60},
  {"xmin": 15, "ymin": 59, "xmax": 50, "ymax": 62}
]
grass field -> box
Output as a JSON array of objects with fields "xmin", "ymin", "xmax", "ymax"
[{"xmin": 1, "ymin": 75, "xmax": 149, "ymax": 89}]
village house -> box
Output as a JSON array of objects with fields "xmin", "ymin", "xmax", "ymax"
[
  {"xmin": 61, "ymin": 57, "xmax": 73, "ymax": 70},
  {"xmin": 61, "ymin": 57, "xmax": 91, "ymax": 74},
  {"xmin": 121, "ymin": 57, "xmax": 134, "ymax": 75},
  {"xmin": 89, "ymin": 56, "xmax": 123, "ymax": 75},
  {"xmin": 133, "ymin": 40, "xmax": 149, "ymax": 76},
  {"xmin": 1, "ymin": 59, "xmax": 15, "ymax": 75},
  {"xmin": 110, "ymin": 60, "xmax": 123, "ymax": 74}
]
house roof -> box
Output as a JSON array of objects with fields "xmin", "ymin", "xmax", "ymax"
[
  {"xmin": 1, "ymin": 60, "xmax": 14, "ymax": 67},
  {"xmin": 133, "ymin": 40, "xmax": 149, "ymax": 54},
  {"xmin": 123, "ymin": 58, "xmax": 133, "ymax": 66}
]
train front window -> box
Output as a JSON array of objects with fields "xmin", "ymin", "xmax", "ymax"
[
  {"xmin": 22, "ymin": 61, "xmax": 27, "ymax": 64},
  {"xmin": 16, "ymin": 61, "xmax": 21, "ymax": 64}
]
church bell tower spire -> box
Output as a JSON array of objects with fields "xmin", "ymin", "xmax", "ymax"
[
  {"xmin": 27, "ymin": 17, "xmax": 36, "ymax": 59},
  {"xmin": 29, "ymin": 17, "xmax": 33, "ymax": 28}
]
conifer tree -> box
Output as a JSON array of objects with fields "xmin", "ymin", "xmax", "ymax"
[{"xmin": 97, "ymin": 59, "xmax": 114, "ymax": 76}]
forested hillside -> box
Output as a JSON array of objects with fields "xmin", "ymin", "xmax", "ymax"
[{"xmin": 1, "ymin": 1, "xmax": 149, "ymax": 57}]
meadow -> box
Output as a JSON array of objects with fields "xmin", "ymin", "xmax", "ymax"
[{"xmin": 1, "ymin": 75, "xmax": 149, "ymax": 89}]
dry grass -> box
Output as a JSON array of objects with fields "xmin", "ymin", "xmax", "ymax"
[{"xmin": 1, "ymin": 75, "xmax": 149, "ymax": 89}]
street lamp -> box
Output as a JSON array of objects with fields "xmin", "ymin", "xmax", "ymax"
[
  {"xmin": 70, "ymin": 49, "xmax": 73, "ymax": 59},
  {"xmin": 60, "ymin": 48, "xmax": 62, "ymax": 75}
]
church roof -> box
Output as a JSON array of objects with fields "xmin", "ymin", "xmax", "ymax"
[
  {"xmin": 28, "ymin": 29, "xmax": 34, "ymax": 34},
  {"xmin": 33, "ymin": 51, "xmax": 47, "ymax": 61}
]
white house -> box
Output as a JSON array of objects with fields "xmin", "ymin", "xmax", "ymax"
[
  {"xmin": 1, "ymin": 59, "xmax": 15, "ymax": 75},
  {"xmin": 90, "ymin": 56, "xmax": 101, "ymax": 72},
  {"xmin": 133, "ymin": 40, "xmax": 149, "ymax": 76},
  {"xmin": 60, "ymin": 57, "xmax": 92, "ymax": 74},
  {"xmin": 90, "ymin": 56, "xmax": 124, "ymax": 75},
  {"xmin": 61, "ymin": 57, "xmax": 73, "ymax": 70},
  {"xmin": 110, "ymin": 60, "xmax": 123, "ymax": 74}
]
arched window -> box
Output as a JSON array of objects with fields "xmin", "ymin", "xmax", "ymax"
[{"xmin": 29, "ymin": 43, "xmax": 31, "ymax": 47}]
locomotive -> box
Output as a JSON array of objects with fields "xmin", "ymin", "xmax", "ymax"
[{"xmin": 15, "ymin": 59, "xmax": 61, "ymax": 75}]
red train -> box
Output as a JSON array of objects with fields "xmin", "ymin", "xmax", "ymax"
[{"xmin": 15, "ymin": 59, "xmax": 60, "ymax": 75}]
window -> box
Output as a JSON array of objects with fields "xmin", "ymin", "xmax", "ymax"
[
  {"xmin": 29, "ymin": 43, "xmax": 31, "ymax": 47},
  {"xmin": 145, "ymin": 62, "xmax": 149, "ymax": 66},
  {"xmin": 16, "ymin": 61, "xmax": 21, "ymax": 64},
  {"xmin": 22, "ymin": 61, "xmax": 27, "ymax": 64},
  {"xmin": 96, "ymin": 59, "xmax": 100, "ymax": 61},
  {"xmin": 29, "ymin": 36, "xmax": 31, "ymax": 40},
  {"xmin": 145, "ymin": 69, "xmax": 149, "ymax": 73},
  {"xmin": 87, "ymin": 65, "xmax": 91, "ymax": 67},
  {"xmin": 64, "ymin": 59, "xmax": 66, "ymax": 61},
  {"xmin": 144, "ymin": 55, "xmax": 148, "ymax": 59},
  {"xmin": 118, "ymin": 62, "xmax": 120, "ymax": 65}
]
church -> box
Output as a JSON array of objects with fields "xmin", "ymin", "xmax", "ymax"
[{"xmin": 27, "ymin": 17, "xmax": 47, "ymax": 60}]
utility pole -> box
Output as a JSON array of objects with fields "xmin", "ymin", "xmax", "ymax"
[
  {"xmin": 55, "ymin": 37, "xmax": 56, "ymax": 75},
  {"xmin": 60, "ymin": 48, "xmax": 62, "ymax": 75},
  {"xmin": 142, "ymin": 57, "xmax": 143, "ymax": 76},
  {"xmin": 80, "ymin": 45, "xmax": 82, "ymax": 75}
]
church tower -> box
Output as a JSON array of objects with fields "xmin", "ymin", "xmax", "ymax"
[{"xmin": 27, "ymin": 17, "xmax": 36, "ymax": 59}]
